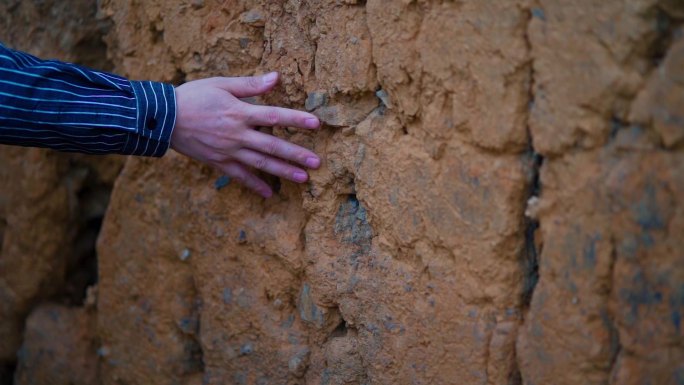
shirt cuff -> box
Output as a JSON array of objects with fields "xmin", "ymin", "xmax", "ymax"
[{"xmin": 122, "ymin": 80, "xmax": 177, "ymax": 157}]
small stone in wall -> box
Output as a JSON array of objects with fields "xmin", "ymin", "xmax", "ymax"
[
  {"xmin": 239, "ymin": 343, "xmax": 253, "ymax": 356},
  {"xmin": 288, "ymin": 347, "xmax": 310, "ymax": 378},
  {"xmin": 375, "ymin": 89, "xmax": 392, "ymax": 109},
  {"xmin": 305, "ymin": 91, "xmax": 328, "ymax": 111},
  {"xmin": 179, "ymin": 249, "xmax": 191, "ymax": 261},
  {"xmin": 240, "ymin": 9, "xmax": 265, "ymax": 27},
  {"xmin": 214, "ymin": 175, "xmax": 231, "ymax": 190}
]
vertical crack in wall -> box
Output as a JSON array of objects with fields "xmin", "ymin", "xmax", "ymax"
[
  {"xmin": 605, "ymin": 237, "xmax": 621, "ymax": 381},
  {"xmin": 520, "ymin": 1, "xmax": 542, "ymax": 314},
  {"xmin": 521, "ymin": 151, "xmax": 542, "ymax": 308},
  {"xmin": 513, "ymin": 5, "xmax": 543, "ymax": 384},
  {"xmin": 648, "ymin": 5, "xmax": 680, "ymax": 68}
]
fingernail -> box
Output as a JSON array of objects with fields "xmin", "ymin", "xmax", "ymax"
[
  {"xmin": 305, "ymin": 117, "xmax": 319, "ymax": 128},
  {"xmin": 293, "ymin": 171, "xmax": 308, "ymax": 183},
  {"xmin": 305, "ymin": 157, "xmax": 320, "ymax": 168},
  {"xmin": 263, "ymin": 72, "xmax": 278, "ymax": 85}
]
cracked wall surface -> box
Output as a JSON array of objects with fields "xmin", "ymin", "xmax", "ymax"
[
  {"xmin": 519, "ymin": 2, "xmax": 684, "ymax": 384},
  {"xmin": 0, "ymin": 0, "xmax": 682, "ymax": 384},
  {"xmin": 94, "ymin": 0, "xmax": 683, "ymax": 384}
]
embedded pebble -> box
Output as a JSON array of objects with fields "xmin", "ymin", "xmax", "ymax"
[
  {"xmin": 214, "ymin": 175, "xmax": 231, "ymax": 190},
  {"xmin": 305, "ymin": 91, "xmax": 327, "ymax": 111}
]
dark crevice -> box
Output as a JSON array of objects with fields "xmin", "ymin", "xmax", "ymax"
[
  {"xmin": 330, "ymin": 319, "xmax": 349, "ymax": 339},
  {"xmin": 512, "ymin": 8, "xmax": 541, "ymax": 384},
  {"xmin": 609, "ymin": 116, "xmax": 630, "ymax": 139},
  {"xmin": 0, "ymin": 362, "xmax": 16, "ymax": 385},
  {"xmin": 520, "ymin": 6, "xmax": 542, "ymax": 310},
  {"xmin": 648, "ymin": 7, "xmax": 680, "ymax": 68},
  {"xmin": 149, "ymin": 24, "xmax": 164, "ymax": 45},
  {"xmin": 605, "ymin": 237, "xmax": 622, "ymax": 379},
  {"xmin": 521, "ymin": 152, "xmax": 542, "ymax": 308},
  {"xmin": 260, "ymin": 173, "xmax": 282, "ymax": 196},
  {"xmin": 56, "ymin": 164, "xmax": 118, "ymax": 305},
  {"xmin": 172, "ymin": 68, "xmax": 188, "ymax": 86},
  {"xmin": 508, "ymin": 368, "xmax": 523, "ymax": 385},
  {"xmin": 73, "ymin": 30, "xmax": 113, "ymax": 72},
  {"xmin": 60, "ymin": 217, "xmax": 101, "ymax": 305},
  {"xmin": 271, "ymin": 177, "xmax": 282, "ymax": 195},
  {"xmin": 0, "ymin": 217, "xmax": 6, "ymax": 252}
]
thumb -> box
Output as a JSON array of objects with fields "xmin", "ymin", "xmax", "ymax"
[{"xmin": 211, "ymin": 72, "xmax": 279, "ymax": 98}]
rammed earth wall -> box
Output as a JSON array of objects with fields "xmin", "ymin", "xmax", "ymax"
[{"xmin": 1, "ymin": 1, "xmax": 683, "ymax": 384}]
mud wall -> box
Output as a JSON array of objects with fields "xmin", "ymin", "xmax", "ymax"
[
  {"xmin": 94, "ymin": 0, "xmax": 684, "ymax": 384},
  {"xmin": 1, "ymin": 0, "xmax": 683, "ymax": 384}
]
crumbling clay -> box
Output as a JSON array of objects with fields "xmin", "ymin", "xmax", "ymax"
[
  {"xmin": 1, "ymin": 0, "xmax": 682, "ymax": 384},
  {"xmin": 95, "ymin": 0, "xmax": 683, "ymax": 384}
]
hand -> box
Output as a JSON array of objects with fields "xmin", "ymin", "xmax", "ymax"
[{"xmin": 171, "ymin": 72, "xmax": 321, "ymax": 198}]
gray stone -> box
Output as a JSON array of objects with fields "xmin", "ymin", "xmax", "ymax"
[
  {"xmin": 288, "ymin": 347, "xmax": 310, "ymax": 377},
  {"xmin": 305, "ymin": 92, "xmax": 327, "ymax": 111},
  {"xmin": 375, "ymin": 89, "xmax": 392, "ymax": 109}
]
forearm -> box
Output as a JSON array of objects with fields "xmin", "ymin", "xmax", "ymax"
[{"xmin": 0, "ymin": 43, "xmax": 176, "ymax": 156}]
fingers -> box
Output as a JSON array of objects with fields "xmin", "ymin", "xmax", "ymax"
[
  {"xmin": 218, "ymin": 161, "xmax": 273, "ymax": 198},
  {"xmin": 244, "ymin": 104, "xmax": 320, "ymax": 130},
  {"xmin": 240, "ymin": 129, "xmax": 321, "ymax": 169},
  {"xmin": 207, "ymin": 73, "xmax": 321, "ymax": 128},
  {"xmin": 233, "ymin": 148, "xmax": 310, "ymax": 183},
  {"xmin": 210, "ymin": 72, "xmax": 279, "ymax": 98}
]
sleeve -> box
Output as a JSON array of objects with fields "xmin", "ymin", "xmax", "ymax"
[{"xmin": 0, "ymin": 42, "xmax": 176, "ymax": 157}]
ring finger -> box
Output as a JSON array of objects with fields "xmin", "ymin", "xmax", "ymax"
[{"xmin": 233, "ymin": 148, "xmax": 310, "ymax": 183}]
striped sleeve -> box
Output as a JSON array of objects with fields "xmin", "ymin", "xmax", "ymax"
[{"xmin": 0, "ymin": 43, "xmax": 176, "ymax": 157}]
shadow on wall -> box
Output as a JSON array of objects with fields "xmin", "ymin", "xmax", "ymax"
[{"xmin": 0, "ymin": 0, "xmax": 121, "ymax": 383}]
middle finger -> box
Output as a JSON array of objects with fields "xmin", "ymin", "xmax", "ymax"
[
  {"xmin": 240, "ymin": 129, "xmax": 321, "ymax": 169},
  {"xmin": 244, "ymin": 104, "xmax": 320, "ymax": 130}
]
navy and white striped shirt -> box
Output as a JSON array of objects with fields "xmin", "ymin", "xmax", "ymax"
[{"xmin": 0, "ymin": 43, "xmax": 176, "ymax": 156}]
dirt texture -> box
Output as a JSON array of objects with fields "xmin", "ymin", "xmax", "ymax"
[
  {"xmin": 0, "ymin": 0, "xmax": 682, "ymax": 384},
  {"xmin": 13, "ymin": 303, "xmax": 99, "ymax": 385},
  {"xmin": 0, "ymin": 0, "xmax": 123, "ymax": 379},
  {"xmin": 93, "ymin": 0, "xmax": 684, "ymax": 384},
  {"xmin": 0, "ymin": 147, "xmax": 122, "ymax": 362},
  {"xmin": 0, "ymin": 0, "xmax": 113, "ymax": 70}
]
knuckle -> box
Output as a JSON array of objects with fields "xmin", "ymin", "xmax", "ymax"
[
  {"xmin": 265, "ymin": 109, "xmax": 279, "ymax": 125},
  {"xmin": 264, "ymin": 140, "xmax": 279, "ymax": 156},
  {"xmin": 225, "ymin": 105, "xmax": 246, "ymax": 122},
  {"xmin": 230, "ymin": 132, "xmax": 248, "ymax": 147},
  {"xmin": 254, "ymin": 156, "xmax": 269, "ymax": 170}
]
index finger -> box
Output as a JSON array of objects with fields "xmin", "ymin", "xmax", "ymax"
[{"xmin": 244, "ymin": 104, "xmax": 320, "ymax": 130}]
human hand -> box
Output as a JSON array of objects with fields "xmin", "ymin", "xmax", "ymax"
[{"xmin": 171, "ymin": 72, "xmax": 321, "ymax": 198}]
